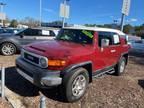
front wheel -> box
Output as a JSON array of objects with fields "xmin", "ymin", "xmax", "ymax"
[
  {"xmin": 63, "ymin": 68, "xmax": 89, "ymax": 102},
  {"xmin": 0, "ymin": 42, "xmax": 16, "ymax": 56}
]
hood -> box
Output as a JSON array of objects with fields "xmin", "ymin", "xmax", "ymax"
[
  {"xmin": 0, "ymin": 33, "xmax": 14, "ymax": 37},
  {"xmin": 25, "ymin": 40, "xmax": 93, "ymax": 59}
]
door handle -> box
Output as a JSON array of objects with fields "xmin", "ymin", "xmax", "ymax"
[{"xmin": 111, "ymin": 49, "xmax": 116, "ymax": 53}]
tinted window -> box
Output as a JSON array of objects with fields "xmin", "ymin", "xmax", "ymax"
[
  {"xmin": 56, "ymin": 29, "xmax": 94, "ymax": 44},
  {"xmin": 17, "ymin": 29, "xmax": 39, "ymax": 36},
  {"xmin": 31, "ymin": 29, "xmax": 39, "ymax": 36}
]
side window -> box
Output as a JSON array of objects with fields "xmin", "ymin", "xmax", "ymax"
[
  {"xmin": 41, "ymin": 30, "xmax": 56, "ymax": 37},
  {"xmin": 31, "ymin": 29, "xmax": 39, "ymax": 36},
  {"xmin": 41, "ymin": 30, "xmax": 50, "ymax": 36},
  {"xmin": 23, "ymin": 29, "xmax": 39, "ymax": 36},
  {"xmin": 23, "ymin": 29, "xmax": 32, "ymax": 36},
  {"xmin": 98, "ymin": 32, "xmax": 113, "ymax": 47},
  {"xmin": 112, "ymin": 33, "xmax": 120, "ymax": 45}
]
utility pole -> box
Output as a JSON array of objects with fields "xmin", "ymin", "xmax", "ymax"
[
  {"xmin": 120, "ymin": 13, "xmax": 125, "ymax": 31},
  {"xmin": 60, "ymin": 0, "xmax": 70, "ymax": 28},
  {"xmin": 121, "ymin": 0, "xmax": 131, "ymax": 31},
  {"xmin": 0, "ymin": 3, "xmax": 6, "ymax": 27},
  {"xmin": 62, "ymin": 0, "xmax": 67, "ymax": 28},
  {"xmin": 39, "ymin": 0, "xmax": 42, "ymax": 27}
]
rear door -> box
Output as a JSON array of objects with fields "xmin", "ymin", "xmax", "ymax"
[{"xmin": 109, "ymin": 33, "xmax": 121, "ymax": 64}]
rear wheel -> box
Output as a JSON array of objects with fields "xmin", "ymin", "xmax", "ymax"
[
  {"xmin": 114, "ymin": 57, "xmax": 126, "ymax": 76},
  {"xmin": 0, "ymin": 42, "xmax": 16, "ymax": 56},
  {"xmin": 63, "ymin": 68, "xmax": 89, "ymax": 102}
]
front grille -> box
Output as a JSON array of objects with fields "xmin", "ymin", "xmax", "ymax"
[
  {"xmin": 21, "ymin": 49, "xmax": 48, "ymax": 68},
  {"xmin": 24, "ymin": 52, "xmax": 39, "ymax": 64}
]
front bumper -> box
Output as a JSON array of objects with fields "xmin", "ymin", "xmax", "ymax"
[{"xmin": 16, "ymin": 57, "xmax": 62, "ymax": 87}]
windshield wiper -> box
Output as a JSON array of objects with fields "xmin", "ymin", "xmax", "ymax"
[{"xmin": 58, "ymin": 38, "xmax": 72, "ymax": 42}]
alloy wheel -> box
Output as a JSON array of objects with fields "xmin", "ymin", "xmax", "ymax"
[
  {"xmin": 72, "ymin": 74, "xmax": 87, "ymax": 97},
  {"xmin": 1, "ymin": 43, "xmax": 16, "ymax": 55}
]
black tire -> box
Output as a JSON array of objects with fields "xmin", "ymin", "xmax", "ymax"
[
  {"xmin": 114, "ymin": 57, "xmax": 126, "ymax": 76},
  {"xmin": 62, "ymin": 67, "xmax": 89, "ymax": 102},
  {"xmin": 0, "ymin": 42, "xmax": 17, "ymax": 56}
]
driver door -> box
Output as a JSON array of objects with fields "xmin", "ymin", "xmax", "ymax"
[{"xmin": 16, "ymin": 28, "xmax": 38, "ymax": 45}]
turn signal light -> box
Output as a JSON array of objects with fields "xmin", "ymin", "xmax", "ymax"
[{"xmin": 48, "ymin": 60, "xmax": 66, "ymax": 67}]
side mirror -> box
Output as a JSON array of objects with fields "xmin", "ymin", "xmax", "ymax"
[
  {"xmin": 101, "ymin": 39, "xmax": 110, "ymax": 47},
  {"xmin": 20, "ymin": 35, "xmax": 24, "ymax": 38}
]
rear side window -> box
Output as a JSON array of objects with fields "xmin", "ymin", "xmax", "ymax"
[
  {"xmin": 112, "ymin": 34, "xmax": 120, "ymax": 45},
  {"xmin": 41, "ymin": 30, "xmax": 50, "ymax": 36},
  {"xmin": 39, "ymin": 30, "xmax": 56, "ymax": 36}
]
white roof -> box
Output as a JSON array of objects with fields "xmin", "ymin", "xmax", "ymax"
[{"xmin": 64, "ymin": 26, "xmax": 125, "ymax": 36}]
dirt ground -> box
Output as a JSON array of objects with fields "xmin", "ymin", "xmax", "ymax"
[
  {"xmin": 0, "ymin": 54, "xmax": 144, "ymax": 108},
  {"xmin": 0, "ymin": 98, "xmax": 12, "ymax": 108}
]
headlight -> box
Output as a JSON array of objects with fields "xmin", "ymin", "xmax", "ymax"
[{"xmin": 39, "ymin": 57, "xmax": 48, "ymax": 68}]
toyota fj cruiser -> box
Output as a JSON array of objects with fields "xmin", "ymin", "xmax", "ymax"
[{"xmin": 16, "ymin": 27, "xmax": 131, "ymax": 102}]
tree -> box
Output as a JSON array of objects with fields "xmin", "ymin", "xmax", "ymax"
[
  {"xmin": 9, "ymin": 19, "xmax": 18, "ymax": 28},
  {"xmin": 85, "ymin": 24, "xmax": 97, "ymax": 27},
  {"xmin": 42, "ymin": 20, "xmax": 63, "ymax": 28},
  {"xmin": 20, "ymin": 17, "xmax": 40, "ymax": 27},
  {"xmin": 3, "ymin": 17, "xmax": 11, "ymax": 27},
  {"xmin": 50, "ymin": 21, "xmax": 63, "ymax": 25},
  {"xmin": 123, "ymin": 24, "xmax": 133, "ymax": 34}
]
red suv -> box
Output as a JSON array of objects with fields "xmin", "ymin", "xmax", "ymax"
[{"xmin": 16, "ymin": 27, "xmax": 131, "ymax": 102}]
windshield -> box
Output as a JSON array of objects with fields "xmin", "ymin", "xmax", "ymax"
[
  {"xmin": 15, "ymin": 29, "xmax": 26, "ymax": 35},
  {"xmin": 56, "ymin": 29, "xmax": 94, "ymax": 44}
]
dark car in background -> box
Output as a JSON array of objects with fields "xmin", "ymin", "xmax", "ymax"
[{"xmin": 0, "ymin": 28, "xmax": 59, "ymax": 55}]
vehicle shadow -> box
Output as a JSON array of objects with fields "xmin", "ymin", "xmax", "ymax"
[
  {"xmin": 5, "ymin": 67, "xmax": 39, "ymax": 96},
  {"xmin": 138, "ymin": 80, "xmax": 144, "ymax": 89},
  {"xmin": 5, "ymin": 66, "xmax": 66, "ymax": 102}
]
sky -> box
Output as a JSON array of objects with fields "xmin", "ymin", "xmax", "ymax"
[{"xmin": 0, "ymin": 0, "xmax": 144, "ymax": 25}]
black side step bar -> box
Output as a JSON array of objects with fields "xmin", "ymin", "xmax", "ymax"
[{"xmin": 92, "ymin": 68, "xmax": 115, "ymax": 78}]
